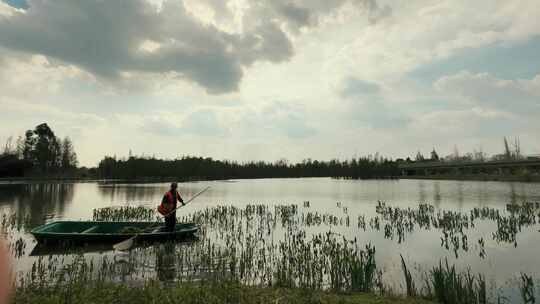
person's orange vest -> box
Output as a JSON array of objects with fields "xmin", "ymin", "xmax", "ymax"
[{"xmin": 158, "ymin": 191, "xmax": 177, "ymax": 216}]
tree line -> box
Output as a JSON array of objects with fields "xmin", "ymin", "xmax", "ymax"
[
  {"xmin": 97, "ymin": 155, "xmax": 399, "ymax": 180},
  {"xmin": 0, "ymin": 123, "xmax": 78, "ymax": 177},
  {"xmin": 410, "ymin": 137, "xmax": 533, "ymax": 163}
]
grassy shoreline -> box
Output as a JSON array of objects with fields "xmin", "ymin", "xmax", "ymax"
[{"xmin": 13, "ymin": 281, "xmax": 434, "ymax": 304}]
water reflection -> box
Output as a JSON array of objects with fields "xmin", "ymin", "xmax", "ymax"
[
  {"xmin": 156, "ymin": 242, "xmax": 177, "ymax": 283},
  {"xmin": 456, "ymin": 181, "xmax": 464, "ymax": 208},
  {"xmin": 97, "ymin": 183, "xmax": 165, "ymax": 204},
  {"xmin": 1, "ymin": 178, "xmax": 540, "ymax": 301},
  {"xmin": 418, "ymin": 181, "xmax": 426, "ymax": 203},
  {"xmin": 508, "ymin": 183, "xmax": 519, "ymax": 205},
  {"xmin": 0, "ymin": 183, "xmax": 74, "ymax": 226},
  {"xmin": 30, "ymin": 242, "xmax": 112, "ymax": 256},
  {"xmin": 433, "ymin": 181, "xmax": 441, "ymax": 206}
]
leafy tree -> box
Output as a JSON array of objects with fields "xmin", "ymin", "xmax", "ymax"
[
  {"xmin": 23, "ymin": 130, "xmax": 36, "ymax": 161},
  {"xmin": 97, "ymin": 154, "xmax": 400, "ymax": 180},
  {"xmin": 2, "ymin": 123, "xmax": 79, "ymax": 177},
  {"xmin": 61, "ymin": 137, "xmax": 78, "ymax": 170},
  {"xmin": 31, "ymin": 123, "xmax": 61, "ymax": 172}
]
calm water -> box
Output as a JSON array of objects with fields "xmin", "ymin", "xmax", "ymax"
[{"xmin": 1, "ymin": 178, "xmax": 540, "ymax": 297}]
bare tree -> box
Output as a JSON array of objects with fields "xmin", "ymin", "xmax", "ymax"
[
  {"xmin": 3, "ymin": 136, "xmax": 13, "ymax": 155},
  {"xmin": 513, "ymin": 137, "xmax": 521, "ymax": 159},
  {"xmin": 430, "ymin": 148, "xmax": 439, "ymax": 161},
  {"xmin": 415, "ymin": 150, "xmax": 425, "ymax": 161},
  {"xmin": 504, "ymin": 137, "xmax": 512, "ymax": 160},
  {"xmin": 473, "ymin": 147, "xmax": 486, "ymax": 162},
  {"xmin": 453, "ymin": 145, "xmax": 460, "ymax": 160},
  {"xmin": 15, "ymin": 136, "xmax": 24, "ymax": 159}
]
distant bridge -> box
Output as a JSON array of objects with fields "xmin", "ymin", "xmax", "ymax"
[{"xmin": 398, "ymin": 158, "xmax": 540, "ymax": 178}]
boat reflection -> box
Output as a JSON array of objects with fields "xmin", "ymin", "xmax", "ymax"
[{"xmin": 29, "ymin": 235, "xmax": 200, "ymax": 256}]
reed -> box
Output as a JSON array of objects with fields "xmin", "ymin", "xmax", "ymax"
[
  {"xmin": 400, "ymin": 254, "xmax": 417, "ymax": 297},
  {"xmin": 428, "ymin": 259, "xmax": 486, "ymax": 304},
  {"xmin": 92, "ymin": 206, "xmax": 157, "ymax": 222},
  {"xmin": 520, "ymin": 273, "xmax": 535, "ymax": 304}
]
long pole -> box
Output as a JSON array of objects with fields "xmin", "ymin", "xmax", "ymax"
[
  {"xmin": 113, "ymin": 186, "xmax": 210, "ymax": 251},
  {"xmin": 163, "ymin": 186, "xmax": 210, "ymax": 217}
]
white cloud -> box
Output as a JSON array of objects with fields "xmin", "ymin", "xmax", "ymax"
[
  {"xmin": 141, "ymin": 109, "xmax": 231, "ymax": 137},
  {"xmin": 0, "ymin": 1, "xmax": 21, "ymax": 16},
  {"xmin": 327, "ymin": 0, "xmax": 540, "ymax": 83},
  {"xmin": 232, "ymin": 101, "xmax": 317, "ymax": 139},
  {"xmin": 0, "ymin": 0, "xmax": 387, "ymax": 94},
  {"xmin": 0, "ymin": 54, "xmax": 90, "ymax": 97},
  {"xmin": 434, "ymin": 71, "xmax": 540, "ymax": 115}
]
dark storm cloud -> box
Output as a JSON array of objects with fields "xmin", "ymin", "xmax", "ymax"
[
  {"xmin": 0, "ymin": 0, "xmax": 390, "ymax": 94},
  {"xmin": 0, "ymin": 0, "xmax": 243, "ymax": 93},
  {"xmin": 275, "ymin": 3, "xmax": 312, "ymax": 28}
]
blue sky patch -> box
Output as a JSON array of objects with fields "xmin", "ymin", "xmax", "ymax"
[
  {"xmin": 410, "ymin": 36, "xmax": 540, "ymax": 83},
  {"xmin": 3, "ymin": 0, "xmax": 28, "ymax": 9}
]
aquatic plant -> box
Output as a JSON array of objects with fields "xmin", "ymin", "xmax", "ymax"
[
  {"xmin": 4, "ymin": 201, "xmax": 540, "ymax": 303},
  {"xmin": 93, "ymin": 206, "xmax": 157, "ymax": 222},
  {"xmin": 520, "ymin": 273, "xmax": 535, "ymax": 304},
  {"xmin": 1, "ymin": 212, "xmax": 32, "ymax": 232}
]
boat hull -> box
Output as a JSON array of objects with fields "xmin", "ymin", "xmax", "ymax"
[{"xmin": 30, "ymin": 221, "xmax": 199, "ymax": 244}]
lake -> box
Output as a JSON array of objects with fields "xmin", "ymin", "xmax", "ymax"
[{"xmin": 1, "ymin": 178, "xmax": 539, "ymax": 301}]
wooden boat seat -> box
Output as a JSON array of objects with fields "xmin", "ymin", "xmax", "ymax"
[
  {"xmin": 81, "ymin": 226, "xmax": 100, "ymax": 234},
  {"xmin": 151, "ymin": 226, "xmax": 163, "ymax": 233}
]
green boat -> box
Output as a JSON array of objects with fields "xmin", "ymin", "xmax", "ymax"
[{"xmin": 31, "ymin": 221, "xmax": 199, "ymax": 244}]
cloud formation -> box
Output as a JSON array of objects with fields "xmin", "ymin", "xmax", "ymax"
[
  {"xmin": 1, "ymin": 0, "xmax": 539, "ymax": 166},
  {"xmin": 0, "ymin": 0, "xmax": 387, "ymax": 94},
  {"xmin": 435, "ymin": 71, "xmax": 540, "ymax": 115},
  {"xmin": 338, "ymin": 77, "xmax": 408, "ymax": 129},
  {"xmin": 329, "ymin": 0, "xmax": 540, "ymax": 83}
]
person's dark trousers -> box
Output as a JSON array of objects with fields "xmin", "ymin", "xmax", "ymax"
[{"xmin": 165, "ymin": 212, "xmax": 176, "ymax": 232}]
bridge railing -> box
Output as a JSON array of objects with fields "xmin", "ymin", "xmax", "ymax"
[{"xmin": 398, "ymin": 157, "xmax": 540, "ymax": 169}]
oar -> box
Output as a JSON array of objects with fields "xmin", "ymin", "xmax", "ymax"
[{"xmin": 113, "ymin": 186, "xmax": 210, "ymax": 251}]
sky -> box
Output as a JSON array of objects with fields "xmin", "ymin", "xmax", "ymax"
[{"xmin": 0, "ymin": 0, "xmax": 539, "ymax": 167}]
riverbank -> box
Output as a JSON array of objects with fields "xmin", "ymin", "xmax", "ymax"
[
  {"xmin": 3, "ymin": 174, "xmax": 540, "ymax": 185},
  {"xmin": 402, "ymin": 174, "xmax": 540, "ymax": 182},
  {"xmin": 13, "ymin": 281, "xmax": 433, "ymax": 304}
]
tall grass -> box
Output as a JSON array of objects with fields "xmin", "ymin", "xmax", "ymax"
[
  {"xmin": 400, "ymin": 256, "xmax": 486, "ymax": 304},
  {"xmin": 429, "ymin": 260, "xmax": 486, "ymax": 304}
]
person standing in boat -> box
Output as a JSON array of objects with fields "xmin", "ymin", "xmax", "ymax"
[{"xmin": 160, "ymin": 182, "xmax": 185, "ymax": 232}]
